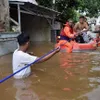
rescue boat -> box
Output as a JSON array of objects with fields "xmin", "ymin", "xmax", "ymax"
[{"xmin": 59, "ymin": 40, "xmax": 97, "ymax": 52}]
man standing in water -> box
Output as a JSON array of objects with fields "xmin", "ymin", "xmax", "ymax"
[
  {"xmin": 13, "ymin": 33, "xmax": 60, "ymax": 79},
  {"xmin": 74, "ymin": 16, "xmax": 89, "ymax": 43}
]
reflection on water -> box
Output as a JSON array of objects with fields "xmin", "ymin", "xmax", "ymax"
[
  {"xmin": 13, "ymin": 79, "xmax": 39, "ymax": 100},
  {"xmin": 0, "ymin": 42, "xmax": 100, "ymax": 100}
]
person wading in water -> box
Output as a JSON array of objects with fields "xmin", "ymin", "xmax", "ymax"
[{"xmin": 12, "ymin": 33, "xmax": 60, "ymax": 79}]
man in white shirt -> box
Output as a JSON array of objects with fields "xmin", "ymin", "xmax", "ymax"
[{"xmin": 13, "ymin": 33, "xmax": 60, "ymax": 79}]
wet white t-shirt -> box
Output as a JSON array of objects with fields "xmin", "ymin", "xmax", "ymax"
[{"xmin": 13, "ymin": 49, "xmax": 37, "ymax": 79}]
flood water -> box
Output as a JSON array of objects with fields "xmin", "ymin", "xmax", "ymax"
[{"xmin": 0, "ymin": 42, "xmax": 100, "ymax": 100}]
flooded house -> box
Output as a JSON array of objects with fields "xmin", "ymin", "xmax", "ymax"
[{"xmin": 0, "ymin": 0, "xmax": 61, "ymax": 56}]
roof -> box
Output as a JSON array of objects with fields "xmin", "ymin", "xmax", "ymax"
[
  {"xmin": 9, "ymin": 0, "xmax": 60, "ymax": 14},
  {"xmin": 9, "ymin": 0, "xmax": 38, "ymax": 5}
]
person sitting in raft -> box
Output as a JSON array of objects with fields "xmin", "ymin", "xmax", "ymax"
[
  {"xmin": 13, "ymin": 33, "xmax": 60, "ymax": 79},
  {"xmin": 74, "ymin": 16, "xmax": 89, "ymax": 43},
  {"xmin": 95, "ymin": 25, "xmax": 100, "ymax": 43},
  {"xmin": 57, "ymin": 20, "xmax": 77, "ymax": 53}
]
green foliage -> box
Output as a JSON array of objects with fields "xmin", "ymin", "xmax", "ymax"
[
  {"xmin": 36, "ymin": 0, "xmax": 53, "ymax": 8},
  {"xmin": 36, "ymin": 0, "xmax": 100, "ymax": 23},
  {"xmin": 79, "ymin": 0, "xmax": 100, "ymax": 17},
  {"xmin": 55, "ymin": 0, "xmax": 80, "ymax": 22},
  {"xmin": 36, "ymin": 0, "xmax": 80, "ymax": 23}
]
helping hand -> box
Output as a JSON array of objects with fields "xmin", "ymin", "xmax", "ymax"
[
  {"xmin": 55, "ymin": 46, "xmax": 60, "ymax": 52},
  {"xmin": 28, "ymin": 52, "xmax": 34, "ymax": 55},
  {"xmin": 74, "ymin": 33, "xmax": 78, "ymax": 37}
]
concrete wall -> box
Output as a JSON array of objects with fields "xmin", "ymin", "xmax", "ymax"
[
  {"xmin": 0, "ymin": 32, "xmax": 19, "ymax": 56},
  {"xmin": 21, "ymin": 14, "xmax": 51, "ymax": 42},
  {"xmin": 53, "ymin": 21, "xmax": 61, "ymax": 30},
  {"xmin": 0, "ymin": 40, "xmax": 17, "ymax": 56}
]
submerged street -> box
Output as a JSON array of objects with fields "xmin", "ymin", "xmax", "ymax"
[{"xmin": 0, "ymin": 42, "xmax": 100, "ymax": 100}]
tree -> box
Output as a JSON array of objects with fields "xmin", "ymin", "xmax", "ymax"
[
  {"xmin": 36, "ymin": 0, "xmax": 53, "ymax": 8},
  {"xmin": 78, "ymin": 0, "xmax": 100, "ymax": 17},
  {"xmin": 36, "ymin": 0, "xmax": 80, "ymax": 23},
  {"xmin": 55, "ymin": 0, "xmax": 80, "ymax": 22},
  {"xmin": 36, "ymin": 0, "xmax": 100, "ymax": 23},
  {"xmin": 0, "ymin": 0, "xmax": 9, "ymax": 31}
]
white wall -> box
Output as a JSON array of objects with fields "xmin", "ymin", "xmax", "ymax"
[{"xmin": 0, "ymin": 33, "xmax": 19, "ymax": 56}]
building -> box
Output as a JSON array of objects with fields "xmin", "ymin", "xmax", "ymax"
[{"xmin": 0, "ymin": 0, "xmax": 61, "ymax": 56}]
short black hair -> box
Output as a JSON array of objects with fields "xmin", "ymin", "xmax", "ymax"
[
  {"xmin": 79, "ymin": 15, "xmax": 85, "ymax": 19},
  {"xmin": 17, "ymin": 33, "xmax": 30, "ymax": 46}
]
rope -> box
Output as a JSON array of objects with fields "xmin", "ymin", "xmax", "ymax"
[
  {"xmin": 0, "ymin": 47, "xmax": 59, "ymax": 84},
  {"xmin": 0, "ymin": 41, "xmax": 67, "ymax": 84}
]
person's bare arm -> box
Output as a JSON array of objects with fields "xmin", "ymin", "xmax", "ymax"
[
  {"xmin": 74, "ymin": 23, "xmax": 82, "ymax": 36},
  {"xmin": 36, "ymin": 47, "xmax": 60, "ymax": 63},
  {"xmin": 74, "ymin": 23, "xmax": 78, "ymax": 32}
]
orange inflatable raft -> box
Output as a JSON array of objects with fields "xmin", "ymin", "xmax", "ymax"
[{"xmin": 59, "ymin": 40, "xmax": 97, "ymax": 52}]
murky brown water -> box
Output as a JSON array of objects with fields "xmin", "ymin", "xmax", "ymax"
[{"xmin": 0, "ymin": 42, "xmax": 100, "ymax": 100}]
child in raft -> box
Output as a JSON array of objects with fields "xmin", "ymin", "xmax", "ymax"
[{"xmin": 13, "ymin": 33, "xmax": 60, "ymax": 79}]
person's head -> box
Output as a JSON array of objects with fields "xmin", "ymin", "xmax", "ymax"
[
  {"xmin": 64, "ymin": 19, "xmax": 74, "ymax": 27},
  {"xmin": 17, "ymin": 33, "xmax": 30, "ymax": 51},
  {"xmin": 79, "ymin": 16, "xmax": 85, "ymax": 24},
  {"xmin": 68, "ymin": 19, "xmax": 74, "ymax": 28}
]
